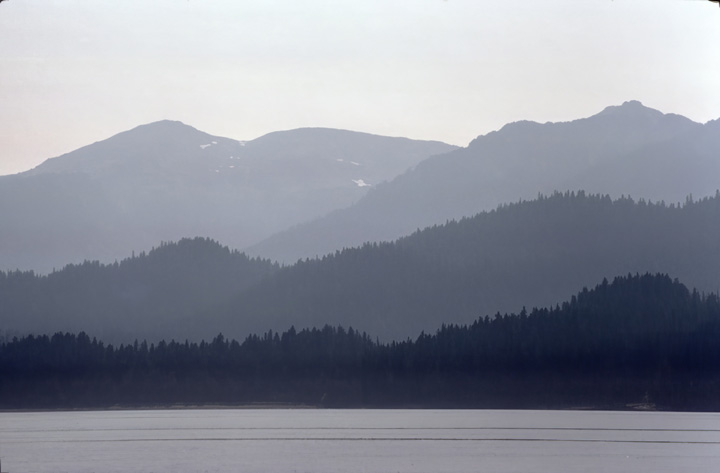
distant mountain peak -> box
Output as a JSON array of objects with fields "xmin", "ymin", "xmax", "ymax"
[
  {"xmin": 592, "ymin": 101, "xmax": 701, "ymax": 133},
  {"xmin": 495, "ymin": 119, "xmax": 542, "ymax": 133},
  {"xmin": 21, "ymin": 119, "xmax": 225, "ymax": 177},
  {"xmin": 136, "ymin": 119, "xmax": 187, "ymax": 127},
  {"xmin": 595, "ymin": 100, "xmax": 663, "ymax": 118},
  {"xmin": 469, "ymin": 101, "xmax": 696, "ymax": 148},
  {"xmin": 118, "ymin": 119, "xmax": 209, "ymax": 140},
  {"xmin": 616, "ymin": 99, "xmax": 645, "ymax": 109}
]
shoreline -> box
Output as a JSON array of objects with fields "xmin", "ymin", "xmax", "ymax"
[
  {"xmin": 0, "ymin": 402, "xmax": 320, "ymax": 414},
  {"xmin": 0, "ymin": 403, "xmax": 678, "ymax": 414}
]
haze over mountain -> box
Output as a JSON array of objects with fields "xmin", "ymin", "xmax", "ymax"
[
  {"xmin": 249, "ymin": 101, "xmax": 720, "ymax": 263},
  {"xmin": 2, "ymin": 192, "xmax": 718, "ymax": 343},
  {"xmin": 0, "ymin": 122, "xmax": 455, "ymax": 272}
]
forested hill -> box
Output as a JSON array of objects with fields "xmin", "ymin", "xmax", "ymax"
[
  {"xmin": 0, "ymin": 238, "xmax": 278, "ymax": 342},
  {"xmin": 210, "ymin": 191, "xmax": 720, "ymax": 341},
  {"xmin": 2, "ymin": 274, "xmax": 720, "ymax": 410},
  {"xmin": 1, "ymin": 192, "xmax": 719, "ymax": 343}
]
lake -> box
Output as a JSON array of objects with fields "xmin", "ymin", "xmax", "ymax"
[{"xmin": 1, "ymin": 409, "xmax": 719, "ymax": 472}]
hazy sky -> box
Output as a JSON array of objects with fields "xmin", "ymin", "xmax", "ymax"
[{"xmin": 1, "ymin": 0, "xmax": 719, "ymax": 176}]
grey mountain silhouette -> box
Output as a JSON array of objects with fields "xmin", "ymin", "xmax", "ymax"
[
  {"xmin": 0, "ymin": 121, "xmax": 455, "ymax": 272},
  {"xmin": 248, "ymin": 101, "xmax": 720, "ymax": 263}
]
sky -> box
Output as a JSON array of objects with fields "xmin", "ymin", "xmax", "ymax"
[{"xmin": 1, "ymin": 0, "xmax": 719, "ymax": 176}]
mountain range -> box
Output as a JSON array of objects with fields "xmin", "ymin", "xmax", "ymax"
[
  {"xmin": 2, "ymin": 101, "xmax": 718, "ymax": 272},
  {"xmin": 2, "ymin": 192, "xmax": 718, "ymax": 343},
  {"xmin": 207, "ymin": 191, "xmax": 720, "ymax": 341},
  {"xmin": 248, "ymin": 101, "xmax": 720, "ymax": 263},
  {"xmin": 1, "ymin": 100, "xmax": 719, "ymax": 343},
  {"xmin": 0, "ymin": 122, "xmax": 455, "ymax": 272}
]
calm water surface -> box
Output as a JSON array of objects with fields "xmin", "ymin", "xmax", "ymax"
[{"xmin": 1, "ymin": 409, "xmax": 719, "ymax": 472}]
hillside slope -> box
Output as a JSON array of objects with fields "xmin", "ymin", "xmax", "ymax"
[
  {"xmin": 219, "ymin": 192, "xmax": 720, "ymax": 340},
  {"xmin": 2, "ymin": 192, "xmax": 718, "ymax": 342},
  {"xmin": 0, "ymin": 122, "xmax": 455, "ymax": 272},
  {"xmin": 249, "ymin": 101, "xmax": 720, "ymax": 263},
  {"xmin": 0, "ymin": 238, "xmax": 278, "ymax": 342}
]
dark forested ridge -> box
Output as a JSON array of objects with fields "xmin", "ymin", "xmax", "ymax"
[
  {"xmin": 213, "ymin": 191, "xmax": 720, "ymax": 341},
  {"xmin": 2, "ymin": 274, "xmax": 720, "ymax": 410},
  {"xmin": 1, "ymin": 192, "xmax": 719, "ymax": 343},
  {"xmin": 0, "ymin": 238, "xmax": 278, "ymax": 342}
]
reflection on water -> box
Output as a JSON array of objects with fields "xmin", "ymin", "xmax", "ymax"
[{"xmin": 1, "ymin": 409, "xmax": 719, "ymax": 472}]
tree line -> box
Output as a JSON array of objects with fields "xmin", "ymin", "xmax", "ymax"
[
  {"xmin": 2, "ymin": 273, "xmax": 720, "ymax": 410},
  {"xmin": 1, "ymin": 191, "xmax": 719, "ymax": 343},
  {"xmin": 214, "ymin": 190, "xmax": 720, "ymax": 341}
]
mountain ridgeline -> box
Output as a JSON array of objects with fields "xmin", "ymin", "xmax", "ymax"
[
  {"xmin": 2, "ymin": 102, "xmax": 718, "ymax": 273},
  {"xmin": 2, "ymin": 274, "xmax": 720, "ymax": 410},
  {"xmin": 211, "ymin": 191, "xmax": 720, "ymax": 341},
  {"xmin": 0, "ymin": 238, "xmax": 278, "ymax": 342},
  {"xmin": 1, "ymin": 192, "xmax": 718, "ymax": 343},
  {"xmin": 249, "ymin": 101, "xmax": 720, "ymax": 262},
  {"xmin": 0, "ymin": 122, "xmax": 456, "ymax": 272}
]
